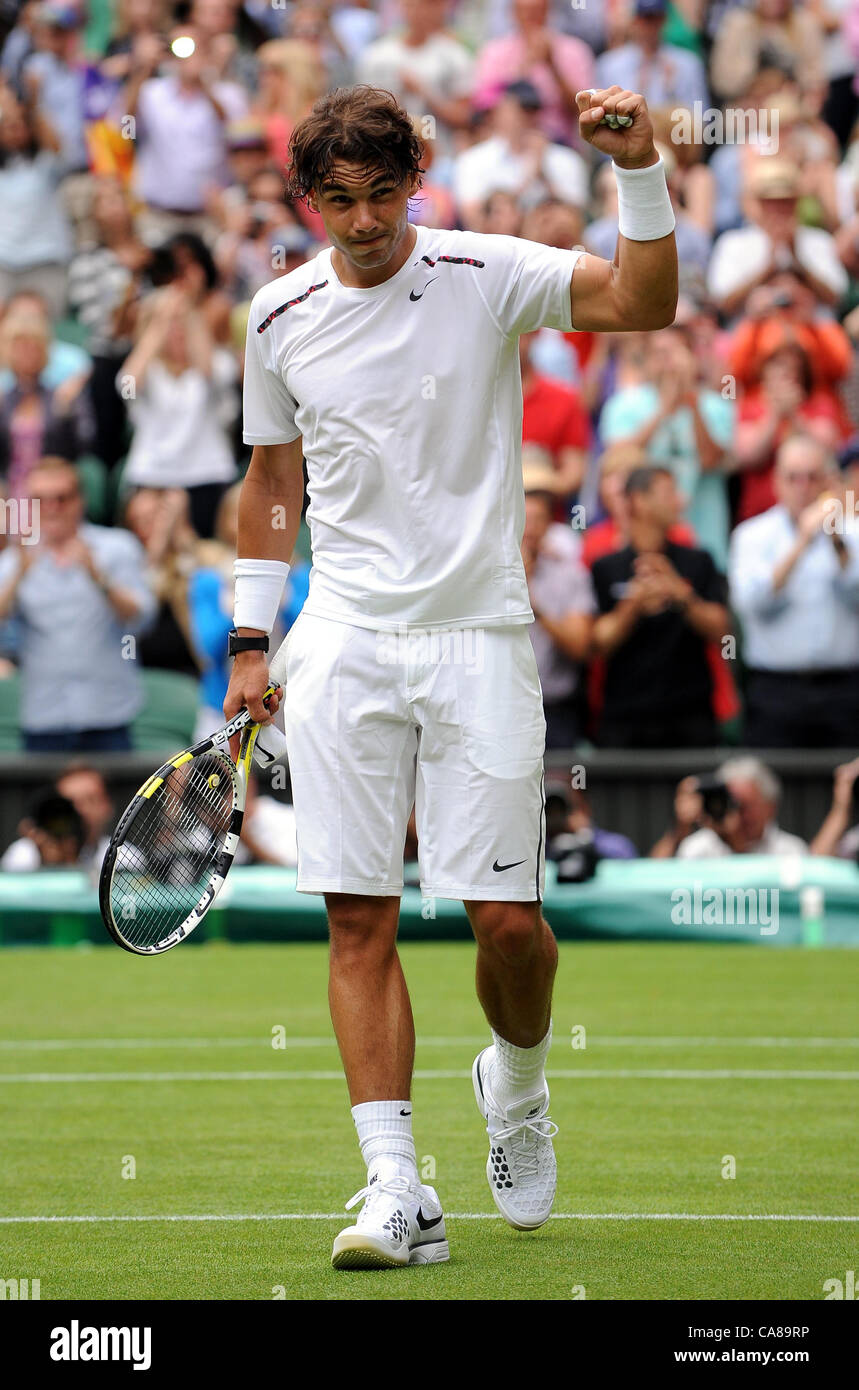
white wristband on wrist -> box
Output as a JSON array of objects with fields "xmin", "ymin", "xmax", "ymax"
[
  {"xmin": 614, "ymin": 157, "xmax": 675, "ymax": 242},
  {"xmin": 233, "ymin": 558, "xmax": 290, "ymax": 635}
]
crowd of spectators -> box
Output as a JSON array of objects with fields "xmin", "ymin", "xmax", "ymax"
[{"xmin": 2, "ymin": 0, "xmax": 859, "ymax": 867}]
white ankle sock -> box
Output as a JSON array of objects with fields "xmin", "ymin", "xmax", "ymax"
[
  {"xmin": 352, "ymin": 1100, "xmax": 418, "ymax": 1182},
  {"xmin": 490, "ymin": 1024, "xmax": 552, "ymax": 1109}
]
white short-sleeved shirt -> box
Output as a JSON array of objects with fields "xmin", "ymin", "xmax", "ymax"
[
  {"xmin": 243, "ymin": 225, "xmax": 582, "ymax": 631},
  {"xmin": 123, "ymin": 353, "xmax": 239, "ymax": 489},
  {"xmin": 452, "ymin": 136, "xmax": 589, "ymax": 213},
  {"xmin": 707, "ymin": 224, "xmax": 848, "ymax": 305}
]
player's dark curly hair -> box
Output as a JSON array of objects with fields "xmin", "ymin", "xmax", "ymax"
[{"xmin": 285, "ymin": 86, "xmax": 424, "ymax": 202}]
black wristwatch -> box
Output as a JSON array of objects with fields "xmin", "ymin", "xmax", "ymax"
[{"xmin": 228, "ymin": 629, "xmax": 269, "ymax": 658}]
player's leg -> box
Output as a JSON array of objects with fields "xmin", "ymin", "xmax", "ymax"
[
  {"xmin": 325, "ymin": 890, "xmax": 447, "ymax": 1268},
  {"xmin": 467, "ymin": 899, "xmax": 557, "ymax": 1049},
  {"xmin": 326, "ymin": 892, "xmax": 413, "ymax": 1103},
  {"xmin": 274, "ymin": 614, "xmax": 448, "ymax": 1268},
  {"xmin": 413, "ymin": 624, "xmax": 557, "ymax": 1228},
  {"xmin": 466, "ymin": 898, "xmax": 558, "ymax": 1229}
]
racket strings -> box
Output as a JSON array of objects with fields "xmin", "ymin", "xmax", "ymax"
[{"xmin": 110, "ymin": 753, "xmax": 236, "ymax": 948}]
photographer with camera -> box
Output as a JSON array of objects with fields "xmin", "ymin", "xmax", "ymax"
[
  {"xmin": 729, "ymin": 433, "xmax": 859, "ymax": 747},
  {"xmin": 119, "ymin": 22, "xmax": 247, "ymax": 248},
  {"xmin": 650, "ymin": 756, "xmax": 807, "ymax": 858}
]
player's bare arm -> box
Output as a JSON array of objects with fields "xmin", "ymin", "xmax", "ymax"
[
  {"xmin": 223, "ymin": 437, "xmax": 305, "ymax": 727},
  {"xmin": 568, "ymin": 87, "xmax": 678, "ymax": 333}
]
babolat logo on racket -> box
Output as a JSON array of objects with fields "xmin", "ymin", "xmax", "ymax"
[{"xmin": 222, "ymin": 710, "xmax": 253, "ymax": 740}]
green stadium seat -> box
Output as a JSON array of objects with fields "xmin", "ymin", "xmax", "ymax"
[
  {"xmin": 75, "ymin": 455, "xmax": 109, "ymax": 524},
  {"xmin": 132, "ymin": 669, "xmax": 200, "ymax": 752},
  {"xmin": 54, "ymin": 317, "xmax": 91, "ymax": 351},
  {"xmin": 83, "ymin": 0, "xmax": 115, "ymax": 55},
  {"xmin": 0, "ymin": 671, "xmax": 22, "ymax": 751}
]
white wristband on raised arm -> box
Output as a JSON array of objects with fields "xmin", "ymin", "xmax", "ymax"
[
  {"xmin": 614, "ymin": 157, "xmax": 675, "ymax": 242},
  {"xmin": 233, "ymin": 558, "xmax": 290, "ymax": 635}
]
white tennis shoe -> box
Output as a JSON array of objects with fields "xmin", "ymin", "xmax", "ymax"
[
  {"xmin": 331, "ymin": 1170, "xmax": 450, "ymax": 1269},
  {"xmin": 472, "ymin": 1045, "xmax": 558, "ymax": 1230}
]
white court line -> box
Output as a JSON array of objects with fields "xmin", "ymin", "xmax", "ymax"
[
  {"xmin": 0, "ymin": 1211, "xmax": 856, "ymax": 1225},
  {"xmin": 2, "ymin": 1035, "xmax": 859, "ymax": 1051},
  {"xmin": 1, "ymin": 1069, "xmax": 858, "ymax": 1083}
]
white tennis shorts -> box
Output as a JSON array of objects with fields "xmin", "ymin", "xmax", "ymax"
[{"xmin": 270, "ymin": 612, "xmax": 547, "ymax": 901}]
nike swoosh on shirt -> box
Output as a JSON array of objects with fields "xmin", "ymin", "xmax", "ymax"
[
  {"xmin": 493, "ymin": 859, "xmax": 527, "ymax": 872},
  {"xmin": 409, "ymin": 277, "xmax": 438, "ymax": 302}
]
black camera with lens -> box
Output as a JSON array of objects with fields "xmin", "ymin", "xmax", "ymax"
[{"xmin": 693, "ymin": 774, "xmax": 737, "ymax": 824}]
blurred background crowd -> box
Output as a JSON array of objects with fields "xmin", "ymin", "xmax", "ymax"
[{"xmin": 2, "ymin": 0, "xmax": 859, "ymax": 870}]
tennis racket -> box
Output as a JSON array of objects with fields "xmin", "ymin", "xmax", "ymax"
[{"xmin": 99, "ymin": 683, "xmax": 279, "ymax": 955}]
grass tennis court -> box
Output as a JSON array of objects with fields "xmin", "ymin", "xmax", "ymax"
[{"xmin": 1, "ymin": 942, "xmax": 856, "ymax": 1301}]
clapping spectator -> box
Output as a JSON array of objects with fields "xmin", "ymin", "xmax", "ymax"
[
  {"xmin": 0, "ymin": 309, "xmax": 93, "ymax": 503},
  {"xmin": 356, "ymin": 0, "xmax": 474, "ymax": 156},
  {"xmin": 165, "ymin": 231, "xmax": 234, "ymax": 345},
  {"xmin": 100, "ymin": 0, "xmax": 172, "ymax": 85},
  {"xmin": 521, "ymin": 458, "xmax": 595, "ymax": 747},
  {"xmin": 599, "ymin": 324, "xmax": 734, "ymax": 570},
  {"xmin": 596, "ymin": 0, "xmax": 709, "ymax": 112},
  {"xmin": 66, "ymin": 177, "xmax": 153, "ymax": 468},
  {"xmin": 708, "ymin": 157, "xmax": 847, "ymax": 318},
  {"xmin": 0, "ymin": 84, "xmax": 73, "ymax": 317},
  {"xmin": 581, "ymin": 441, "xmax": 698, "ymax": 567},
  {"xmin": 120, "ymin": 23, "xmax": 247, "ymax": 247},
  {"xmin": 728, "ymin": 271, "xmax": 852, "ymax": 404},
  {"xmin": 453, "ymin": 80, "xmax": 588, "ymax": 229},
  {"xmin": 120, "ymin": 284, "xmax": 239, "ymax": 535},
  {"xmin": 471, "ymin": 0, "xmax": 595, "ymax": 147},
  {"xmin": 0, "ymin": 291, "xmax": 90, "ymax": 391},
  {"xmin": 729, "ymin": 433, "xmax": 859, "ymax": 747},
  {"xmin": 21, "ymin": 1, "xmax": 88, "ymax": 174},
  {"xmin": 651, "ymin": 757, "xmax": 807, "ymax": 858},
  {"xmin": 735, "ymin": 340, "xmax": 844, "ymax": 523},
  {"xmin": 710, "ymin": 0, "xmax": 824, "ymax": 104},
  {"xmin": 287, "ymin": 3, "xmax": 351, "ymax": 90},
  {"xmin": 591, "ymin": 466, "xmax": 730, "ymax": 748},
  {"xmin": 189, "ymin": 0, "xmax": 261, "ymax": 92},
  {"xmin": 0, "ymin": 457, "xmax": 155, "ymax": 751}
]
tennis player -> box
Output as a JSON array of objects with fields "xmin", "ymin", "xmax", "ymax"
[{"xmin": 226, "ymin": 83, "xmax": 677, "ymax": 1269}]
